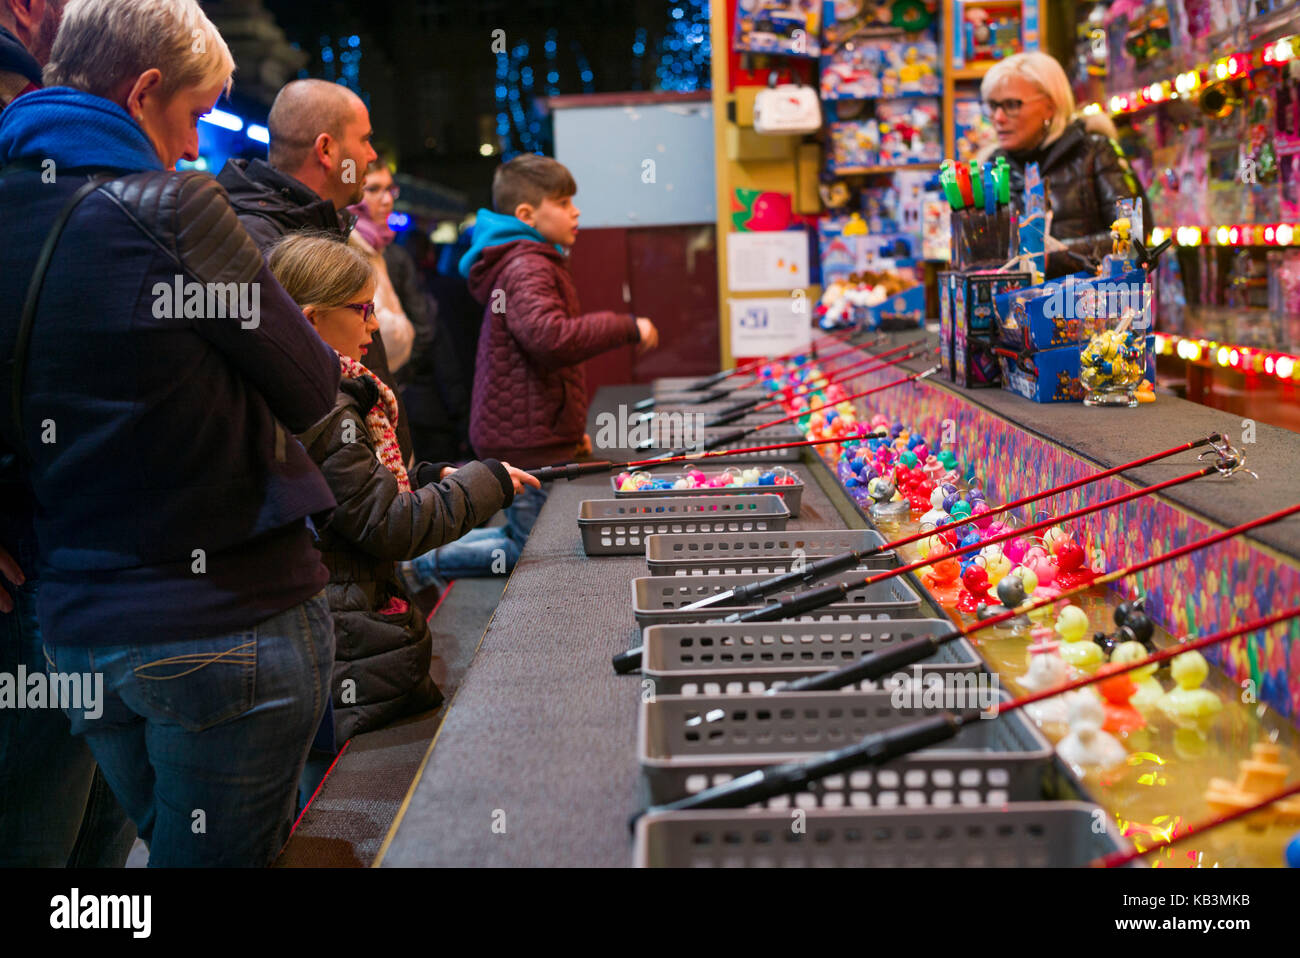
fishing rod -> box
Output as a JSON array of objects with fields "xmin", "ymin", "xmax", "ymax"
[
  {"xmin": 633, "ymin": 330, "xmax": 876, "ymax": 412},
  {"xmin": 768, "ymin": 501, "xmax": 1299, "ymax": 693},
  {"xmin": 677, "ymin": 325, "xmax": 865, "ymax": 393},
  {"xmin": 527, "ymin": 375, "xmax": 935, "ymax": 483},
  {"xmin": 630, "ymin": 604, "xmax": 1300, "ymax": 821},
  {"xmin": 677, "ymin": 434, "xmax": 1224, "ymax": 614},
  {"xmin": 611, "ymin": 453, "xmax": 1247, "ymax": 673},
  {"xmin": 1091, "ymin": 780, "xmax": 1300, "ymax": 868},
  {"xmin": 643, "ymin": 366, "xmax": 939, "ymax": 461},
  {"xmin": 633, "ymin": 335, "xmax": 887, "ymax": 413},
  {"xmin": 635, "ymin": 341, "xmax": 911, "ymax": 428},
  {"xmin": 699, "ymin": 344, "xmax": 925, "ymax": 428}
]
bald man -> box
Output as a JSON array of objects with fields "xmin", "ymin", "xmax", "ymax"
[{"xmin": 218, "ymin": 79, "xmax": 416, "ymax": 459}]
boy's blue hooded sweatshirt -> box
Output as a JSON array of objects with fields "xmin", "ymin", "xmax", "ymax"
[{"xmin": 458, "ymin": 208, "xmax": 563, "ymax": 278}]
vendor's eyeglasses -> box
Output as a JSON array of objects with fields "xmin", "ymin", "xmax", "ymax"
[
  {"xmin": 982, "ymin": 95, "xmax": 1048, "ymax": 118},
  {"xmin": 341, "ymin": 301, "xmax": 376, "ymax": 321},
  {"xmin": 363, "ymin": 183, "xmax": 400, "ymax": 199}
]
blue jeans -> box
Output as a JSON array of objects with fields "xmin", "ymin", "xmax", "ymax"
[
  {"xmin": 0, "ymin": 540, "xmax": 134, "ymax": 867},
  {"xmin": 44, "ymin": 591, "xmax": 334, "ymax": 867},
  {"xmin": 401, "ymin": 484, "xmax": 548, "ymax": 585}
]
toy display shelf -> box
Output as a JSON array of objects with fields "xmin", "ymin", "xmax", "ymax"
[{"xmin": 836, "ymin": 161, "xmax": 943, "ymax": 176}]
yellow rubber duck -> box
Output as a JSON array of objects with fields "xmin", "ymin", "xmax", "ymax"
[
  {"xmin": 1110, "ymin": 640, "xmax": 1163, "ymax": 709},
  {"xmin": 1056, "ymin": 604, "xmax": 1105, "ymax": 672},
  {"xmin": 1157, "ymin": 650, "xmax": 1223, "ymax": 722}
]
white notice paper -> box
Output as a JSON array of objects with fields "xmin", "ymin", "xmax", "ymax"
[
  {"xmin": 726, "ymin": 231, "xmax": 810, "ymax": 291},
  {"xmin": 729, "ymin": 297, "xmax": 813, "ymax": 357}
]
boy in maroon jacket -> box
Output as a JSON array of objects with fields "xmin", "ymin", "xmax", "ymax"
[{"xmin": 398, "ymin": 155, "xmax": 658, "ymax": 588}]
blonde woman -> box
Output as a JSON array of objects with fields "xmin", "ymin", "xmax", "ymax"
[
  {"xmin": 980, "ymin": 51, "xmax": 1151, "ymax": 277},
  {"xmin": 267, "ymin": 234, "xmax": 537, "ymax": 766}
]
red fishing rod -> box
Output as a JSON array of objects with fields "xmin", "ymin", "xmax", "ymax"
[
  {"xmin": 611, "ymin": 452, "xmax": 1248, "ymax": 672},
  {"xmin": 765, "ymin": 501, "xmax": 1300, "ymax": 692},
  {"xmin": 528, "ymin": 375, "xmax": 937, "ymax": 483},
  {"xmin": 679, "ymin": 325, "xmax": 862, "ymax": 392},
  {"xmin": 701, "ymin": 343, "xmax": 923, "ymax": 427},
  {"xmin": 630, "ymin": 604, "xmax": 1300, "ymax": 821},
  {"xmin": 676, "ymin": 433, "xmax": 1224, "ymax": 615},
  {"xmin": 632, "ymin": 334, "xmax": 883, "ymax": 412}
]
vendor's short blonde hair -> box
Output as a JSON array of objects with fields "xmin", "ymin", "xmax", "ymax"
[
  {"xmin": 45, "ymin": 0, "xmax": 234, "ymax": 100},
  {"xmin": 982, "ymin": 51, "xmax": 1075, "ymax": 145}
]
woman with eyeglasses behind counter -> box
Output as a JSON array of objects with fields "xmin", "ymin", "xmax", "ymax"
[{"xmin": 980, "ymin": 51, "xmax": 1152, "ymax": 279}]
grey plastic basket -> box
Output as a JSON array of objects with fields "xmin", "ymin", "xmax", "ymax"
[
  {"xmin": 640, "ymin": 620, "xmax": 982, "ymax": 696},
  {"xmin": 633, "ymin": 803, "xmax": 1135, "ymax": 867},
  {"xmin": 631, "ymin": 572, "xmax": 920, "ymax": 626},
  {"xmin": 578, "ymin": 495, "xmax": 791, "ymax": 556},
  {"xmin": 637, "ymin": 425, "xmax": 805, "ymax": 462},
  {"xmin": 638, "ymin": 688, "xmax": 1052, "ymax": 808},
  {"xmin": 644, "ymin": 529, "xmax": 896, "ymax": 576},
  {"xmin": 611, "ymin": 473, "xmax": 804, "ymax": 517}
]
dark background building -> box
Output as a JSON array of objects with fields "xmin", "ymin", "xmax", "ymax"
[{"xmin": 216, "ymin": 0, "xmax": 711, "ymax": 205}]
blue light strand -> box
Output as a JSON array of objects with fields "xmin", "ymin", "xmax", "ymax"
[{"xmin": 656, "ymin": 0, "xmax": 710, "ymax": 92}]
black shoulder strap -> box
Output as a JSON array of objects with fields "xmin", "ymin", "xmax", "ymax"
[{"xmin": 11, "ymin": 174, "xmax": 111, "ymax": 460}]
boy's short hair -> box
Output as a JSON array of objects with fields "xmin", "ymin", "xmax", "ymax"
[{"xmin": 492, "ymin": 154, "xmax": 577, "ymax": 215}]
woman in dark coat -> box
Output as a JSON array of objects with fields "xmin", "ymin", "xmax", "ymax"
[
  {"xmin": 268, "ymin": 234, "xmax": 539, "ymax": 748},
  {"xmin": 981, "ymin": 51, "xmax": 1152, "ymax": 278}
]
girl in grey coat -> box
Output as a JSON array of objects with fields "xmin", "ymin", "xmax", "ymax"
[{"xmin": 269, "ymin": 234, "xmax": 539, "ymax": 745}]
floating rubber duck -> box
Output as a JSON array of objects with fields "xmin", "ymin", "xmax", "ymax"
[
  {"xmin": 976, "ymin": 574, "xmax": 1029, "ymax": 629},
  {"xmin": 1204, "ymin": 741, "xmax": 1300, "ymax": 828},
  {"xmin": 1109, "ymin": 640, "xmax": 1163, "ymax": 709},
  {"xmin": 1018, "ymin": 628, "xmax": 1069, "ymax": 728},
  {"xmin": 922, "ymin": 548, "xmax": 964, "ymax": 605},
  {"xmin": 984, "ymin": 549, "xmax": 1013, "ymax": 588},
  {"xmin": 1056, "ymin": 689, "xmax": 1128, "ymax": 775},
  {"xmin": 1051, "ymin": 535, "xmax": 1096, "ymax": 590},
  {"xmin": 1055, "ymin": 604, "xmax": 1105, "ymax": 672},
  {"xmin": 1095, "ymin": 663, "xmax": 1145, "ymax": 735},
  {"xmin": 1156, "ymin": 650, "xmax": 1223, "ymax": 723},
  {"xmin": 956, "ymin": 561, "xmax": 991, "ymax": 614},
  {"xmin": 1096, "ymin": 597, "xmax": 1157, "ymax": 655}
]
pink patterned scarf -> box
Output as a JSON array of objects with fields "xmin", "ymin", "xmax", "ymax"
[{"xmin": 338, "ymin": 353, "xmax": 410, "ymax": 492}]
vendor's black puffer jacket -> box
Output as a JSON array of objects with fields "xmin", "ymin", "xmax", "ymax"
[
  {"xmin": 992, "ymin": 117, "xmax": 1152, "ymax": 279},
  {"xmin": 297, "ymin": 375, "xmax": 514, "ymax": 742}
]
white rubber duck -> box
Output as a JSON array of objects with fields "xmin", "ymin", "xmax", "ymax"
[
  {"xmin": 919, "ymin": 486, "xmax": 949, "ymax": 527},
  {"xmin": 1056, "ymin": 689, "xmax": 1128, "ymax": 775},
  {"xmin": 1018, "ymin": 628, "xmax": 1068, "ymax": 727}
]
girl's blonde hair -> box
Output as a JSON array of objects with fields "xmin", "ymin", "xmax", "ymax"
[
  {"xmin": 268, "ymin": 233, "xmax": 374, "ymax": 310},
  {"xmin": 981, "ymin": 51, "xmax": 1076, "ymax": 146}
]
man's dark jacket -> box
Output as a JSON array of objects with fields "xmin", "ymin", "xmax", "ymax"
[{"xmin": 218, "ymin": 158, "xmax": 414, "ymax": 461}]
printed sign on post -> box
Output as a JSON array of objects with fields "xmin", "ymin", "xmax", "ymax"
[
  {"xmin": 726, "ymin": 231, "xmax": 810, "ymax": 291},
  {"xmin": 729, "ymin": 296, "xmax": 813, "ymax": 357}
]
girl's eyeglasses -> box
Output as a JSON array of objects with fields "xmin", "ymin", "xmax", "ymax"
[
  {"xmin": 363, "ymin": 183, "xmax": 400, "ymax": 200},
  {"xmin": 342, "ymin": 301, "xmax": 376, "ymax": 321}
]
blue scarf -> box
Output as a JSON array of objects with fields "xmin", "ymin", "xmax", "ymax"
[
  {"xmin": 458, "ymin": 207, "xmax": 564, "ymax": 278},
  {"xmin": 0, "ymin": 86, "xmax": 163, "ymax": 172}
]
